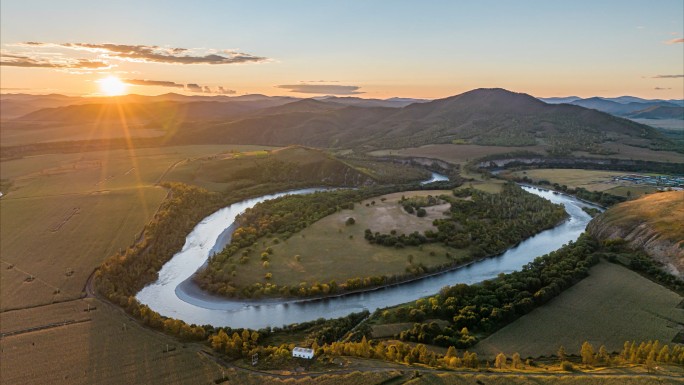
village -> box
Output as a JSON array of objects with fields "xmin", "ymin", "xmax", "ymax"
[{"xmin": 613, "ymin": 174, "xmax": 684, "ymax": 190}]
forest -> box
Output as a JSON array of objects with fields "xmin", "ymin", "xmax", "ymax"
[{"xmin": 366, "ymin": 183, "xmax": 567, "ymax": 257}]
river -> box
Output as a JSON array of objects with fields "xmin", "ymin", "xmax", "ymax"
[{"xmin": 136, "ymin": 181, "xmax": 599, "ymax": 329}]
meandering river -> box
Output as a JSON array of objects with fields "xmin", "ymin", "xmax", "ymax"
[{"xmin": 136, "ymin": 179, "xmax": 599, "ymax": 329}]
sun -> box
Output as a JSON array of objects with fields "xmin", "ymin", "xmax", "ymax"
[{"xmin": 98, "ymin": 75, "xmax": 127, "ymax": 96}]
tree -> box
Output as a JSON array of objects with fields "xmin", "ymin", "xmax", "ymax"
[
  {"xmin": 511, "ymin": 352, "xmax": 522, "ymax": 369},
  {"xmin": 657, "ymin": 345, "xmax": 670, "ymax": 363},
  {"xmin": 557, "ymin": 345, "xmax": 567, "ymax": 362},
  {"xmin": 494, "ymin": 352, "xmax": 507, "ymax": 369},
  {"xmin": 581, "ymin": 341, "xmax": 595, "ymax": 367},
  {"xmin": 598, "ymin": 345, "xmax": 609, "ymax": 364},
  {"xmin": 346, "ymin": 217, "xmax": 356, "ymax": 225},
  {"xmin": 645, "ymin": 351, "xmax": 656, "ymax": 373}
]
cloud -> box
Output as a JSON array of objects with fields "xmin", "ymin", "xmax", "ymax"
[
  {"xmin": 654, "ymin": 87, "xmax": 672, "ymax": 90},
  {"xmin": 653, "ymin": 74, "xmax": 684, "ymax": 78},
  {"xmin": 216, "ymin": 86, "xmax": 235, "ymax": 95},
  {"xmin": 0, "ymin": 53, "xmax": 110, "ymax": 69},
  {"xmin": 123, "ymin": 78, "xmax": 235, "ymax": 94},
  {"xmin": 20, "ymin": 42, "xmax": 268, "ymax": 65},
  {"xmin": 275, "ymin": 84, "xmax": 363, "ymax": 95},
  {"xmin": 665, "ymin": 38, "xmax": 684, "ymax": 44},
  {"xmin": 124, "ymin": 79, "xmax": 184, "ymax": 88},
  {"xmin": 186, "ymin": 83, "xmax": 202, "ymax": 92}
]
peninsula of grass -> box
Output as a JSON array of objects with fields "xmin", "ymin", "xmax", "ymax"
[{"xmin": 196, "ymin": 183, "xmax": 567, "ymax": 299}]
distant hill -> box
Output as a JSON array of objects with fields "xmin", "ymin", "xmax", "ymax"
[
  {"xmin": 626, "ymin": 106, "xmax": 684, "ymax": 120},
  {"xmin": 14, "ymin": 101, "xmax": 258, "ymax": 124},
  {"xmin": 315, "ymin": 95, "xmax": 428, "ymax": 108},
  {"xmin": 165, "ymin": 145, "xmax": 376, "ymax": 189},
  {"xmin": 569, "ymin": 97, "xmax": 680, "ymax": 116},
  {"xmin": 588, "ymin": 190, "xmax": 684, "ymax": 277},
  {"xmin": 4, "ymin": 89, "xmax": 679, "ymax": 154},
  {"xmin": 539, "ymin": 96, "xmax": 581, "ymax": 104},
  {"xmin": 174, "ymin": 88, "xmax": 675, "ymax": 154}
]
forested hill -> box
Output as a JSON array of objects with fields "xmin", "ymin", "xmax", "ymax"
[{"xmin": 170, "ymin": 88, "xmax": 675, "ymax": 153}]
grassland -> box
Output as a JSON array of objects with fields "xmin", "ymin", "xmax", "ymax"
[
  {"xmin": 504, "ymin": 169, "xmax": 663, "ymax": 197},
  {"xmin": 226, "ymin": 190, "xmax": 462, "ymax": 289},
  {"xmin": 0, "ymin": 144, "xmax": 277, "ymax": 309},
  {"xmin": 594, "ymin": 191, "xmax": 684, "ymax": 244},
  {"xmin": 370, "ymin": 143, "xmax": 684, "ymax": 165},
  {"xmin": 369, "ymin": 144, "xmax": 534, "ymax": 166},
  {"xmin": 165, "ymin": 146, "xmax": 373, "ymax": 192},
  {"xmin": 0, "ymin": 298, "xmax": 223, "ymax": 385},
  {"xmin": 0, "ymin": 120, "xmax": 166, "ymax": 146},
  {"xmin": 473, "ymin": 260, "xmax": 683, "ymax": 359}
]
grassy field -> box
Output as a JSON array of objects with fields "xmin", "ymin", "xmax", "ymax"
[
  {"xmin": 369, "ymin": 143, "xmax": 684, "ymax": 164},
  {"xmin": 596, "ymin": 191, "xmax": 684, "ymax": 243},
  {"xmin": 0, "ymin": 120, "xmax": 166, "ymax": 146},
  {"xmin": 368, "ymin": 144, "xmax": 536, "ymax": 166},
  {"xmin": 227, "ymin": 190, "xmax": 464, "ymax": 289},
  {"xmin": 0, "ymin": 144, "xmax": 276, "ymax": 310},
  {"xmin": 504, "ymin": 169, "xmax": 665, "ymax": 198},
  {"xmin": 0, "ymin": 298, "xmax": 223, "ymax": 385},
  {"xmin": 473, "ymin": 260, "xmax": 683, "ymax": 359}
]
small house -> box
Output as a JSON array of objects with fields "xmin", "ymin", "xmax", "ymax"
[{"xmin": 292, "ymin": 347, "xmax": 314, "ymax": 359}]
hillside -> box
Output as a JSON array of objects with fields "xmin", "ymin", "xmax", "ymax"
[
  {"xmin": 164, "ymin": 146, "xmax": 377, "ymax": 191},
  {"xmin": 587, "ymin": 191, "xmax": 684, "ymax": 277},
  {"xmin": 173, "ymin": 88, "xmax": 675, "ymax": 154},
  {"xmin": 14, "ymin": 100, "xmax": 259, "ymax": 123},
  {"xmin": 627, "ymin": 106, "xmax": 684, "ymax": 120}
]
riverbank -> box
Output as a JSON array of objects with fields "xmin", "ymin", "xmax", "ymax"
[{"xmin": 136, "ymin": 185, "xmax": 598, "ymax": 329}]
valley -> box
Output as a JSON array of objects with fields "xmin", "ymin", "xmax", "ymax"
[{"xmin": 2, "ymin": 88, "xmax": 683, "ymax": 385}]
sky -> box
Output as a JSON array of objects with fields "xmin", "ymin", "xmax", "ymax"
[{"xmin": 1, "ymin": 0, "xmax": 683, "ymax": 99}]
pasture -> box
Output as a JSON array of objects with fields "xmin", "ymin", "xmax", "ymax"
[
  {"xmin": 473, "ymin": 260, "xmax": 683, "ymax": 358},
  {"xmin": 506, "ymin": 169, "xmax": 666, "ymax": 197},
  {"xmin": 0, "ymin": 298, "xmax": 222, "ymax": 385},
  {"xmin": 368, "ymin": 144, "xmax": 531, "ymax": 165},
  {"xmin": 369, "ymin": 143, "xmax": 684, "ymax": 165},
  {"xmin": 227, "ymin": 190, "xmax": 465, "ymax": 289},
  {"xmin": 0, "ymin": 144, "xmax": 277, "ymax": 309}
]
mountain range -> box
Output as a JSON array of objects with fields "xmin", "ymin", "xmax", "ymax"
[
  {"xmin": 540, "ymin": 96, "xmax": 684, "ymax": 120},
  {"xmin": 1, "ymin": 88, "xmax": 680, "ymax": 155}
]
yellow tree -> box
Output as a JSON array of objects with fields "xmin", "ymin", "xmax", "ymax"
[
  {"xmin": 581, "ymin": 341, "xmax": 595, "ymax": 367},
  {"xmin": 494, "ymin": 352, "xmax": 507, "ymax": 369}
]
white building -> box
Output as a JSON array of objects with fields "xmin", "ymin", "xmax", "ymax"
[{"xmin": 292, "ymin": 347, "xmax": 314, "ymax": 359}]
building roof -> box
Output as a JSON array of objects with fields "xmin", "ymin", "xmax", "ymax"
[{"xmin": 293, "ymin": 347, "xmax": 314, "ymax": 354}]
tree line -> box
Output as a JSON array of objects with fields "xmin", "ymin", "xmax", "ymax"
[
  {"xmin": 379, "ymin": 234, "xmax": 600, "ymax": 348},
  {"xmin": 366, "ymin": 183, "xmax": 568, "ymax": 257}
]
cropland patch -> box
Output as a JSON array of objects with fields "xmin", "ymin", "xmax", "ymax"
[{"xmin": 473, "ymin": 260, "xmax": 684, "ymax": 358}]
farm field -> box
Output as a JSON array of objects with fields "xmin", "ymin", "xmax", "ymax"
[
  {"xmin": 0, "ymin": 298, "xmax": 222, "ymax": 385},
  {"xmin": 0, "ymin": 120, "xmax": 166, "ymax": 146},
  {"xmin": 368, "ymin": 144, "xmax": 532, "ymax": 165},
  {"xmin": 0, "ymin": 144, "xmax": 277, "ymax": 310},
  {"xmin": 226, "ymin": 190, "xmax": 464, "ymax": 290},
  {"xmin": 473, "ymin": 260, "xmax": 684, "ymax": 359},
  {"xmin": 504, "ymin": 168, "xmax": 665, "ymax": 198},
  {"xmin": 369, "ymin": 143, "xmax": 684, "ymax": 165}
]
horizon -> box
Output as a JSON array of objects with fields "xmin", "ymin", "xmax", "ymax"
[
  {"xmin": 1, "ymin": 0, "xmax": 683, "ymax": 100},
  {"xmin": 2, "ymin": 88, "xmax": 684, "ymax": 102}
]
